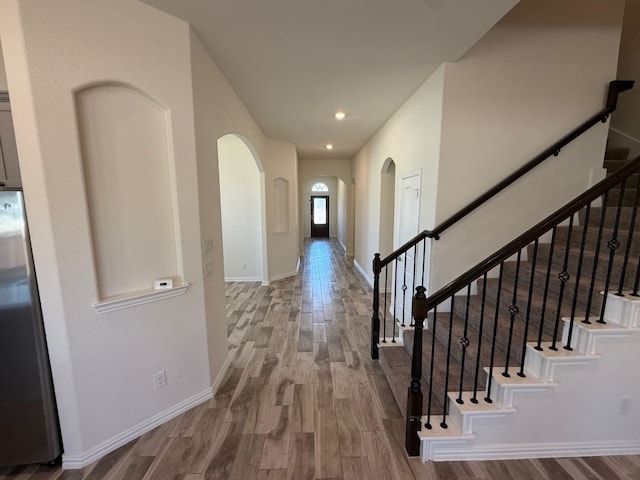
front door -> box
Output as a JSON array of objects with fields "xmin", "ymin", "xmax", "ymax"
[{"xmin": 310, "ymin": 195, "xmax": 330, "ymax": 237}]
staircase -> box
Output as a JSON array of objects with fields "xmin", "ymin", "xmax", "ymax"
[{"xmin": 376, "ymin": 151, "xmax": 640, "ymax": 460}]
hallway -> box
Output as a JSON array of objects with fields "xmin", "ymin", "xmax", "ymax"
[{"xmin": 2, "ymin": 239, "xmax": 640, "ymax": 479}]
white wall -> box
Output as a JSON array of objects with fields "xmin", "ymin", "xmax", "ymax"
[
  {"xmin": 297, "ymin": 157, "xmax": 354, "ymax": 256},
  {"xmin": 264, "ymin": 139, "xmax": 299, "ymax": 281},
  {"xmin": 218, "ymin": 134, "xmax": 264, "ymax": 282},
  {"xmin": 353, "ymin": 0, "xmax": 623, "ymax": 291},
  {"xmin": 337, "ymin": 178, "xmax": 348, "ymax": 253},
  {"xmin": 353, "ymin": 65, "xmax": 446, "ymax": 286},
  {"xmin": 0, "ymin": 0, "xmax": 300, "ymax": 467},
  {"xmin": 610, "ymin": 0, "xmax": 640, "ymax": 158},
  {"xmin": 0, "ymin": 0, "xmax": 210, "ymax": 464},
  {"xmin": 76, "ymin": 84, "xmax": 180, "ymax": 299},
  {"xmin": 430, "ymin": 0, "xmax": 624, "ymax": 290}
]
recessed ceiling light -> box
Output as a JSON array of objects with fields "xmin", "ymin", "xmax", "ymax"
[
  {"xmin": 326, "ymin": 144, "xmax": 334, "ymax": 150},
  {"xmin": 335, "ymin": 111, "xmax": 346, "ymax": 120}
]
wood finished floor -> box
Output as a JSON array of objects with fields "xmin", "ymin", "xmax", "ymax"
[{"xmin": 2, "ymin": 238, "xmax": 640, "ymax": 480}]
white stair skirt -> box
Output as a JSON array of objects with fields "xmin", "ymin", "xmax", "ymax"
[{"xmin": 418, "ymin": 293, "xmax": 640, "ymax": 462}]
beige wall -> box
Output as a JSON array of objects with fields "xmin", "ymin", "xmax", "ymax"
[
  {"xmin": 0, "ymin": 40, "xmax": 6, "ymax": 90},
  {"xmin": 353, "ymin": 65, "xmax": 445, "ymax": 285},
  {"xmin": 430, "ymin": 0, "xmax": 624, "ymax": 290},
  {"xmin": 0, "ymin": 0, "xmax": 209, "ymax": 463},
  {"xmin": 264, "ymin": 139, "xmax": 299, "ymax": 281},
  {"xmin": 353, "ymin": 0, "xmax": 623, "ymax": 291},
  {"xmin": 610, "ymin": 0, "xmax": 640, "ymax": 158},
  {"xmin": 0, "ymin": 0, "xmax": 299, "ymax": 467}
]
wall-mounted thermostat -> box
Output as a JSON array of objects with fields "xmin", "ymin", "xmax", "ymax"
[{"xmin": 153, "ymin": 278, "xmax": 173, "ymax": 290}]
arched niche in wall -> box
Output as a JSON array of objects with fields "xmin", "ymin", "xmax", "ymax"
[
  {"xmin": 217, "ymin": 134, "xmax": 267, "ymax": 283},
  {"xmin": 273, "ymin": 177, "xmax": 290, "ymax": 233},
  {"xmin": 379, "ymin": 158, "xmax": 396, "ymax": 258},
  {"xmin": 75, "ymin": 83, "xmax": 181, "ymax": 301}
]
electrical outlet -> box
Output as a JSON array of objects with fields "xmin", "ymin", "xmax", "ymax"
[
  {"xmin": 619, "ymin": 396, "xmax": 631, "ymax": 415},
  {"xmin": 241, "ymin": 261, "xmax": 247, "ymax": 269},
  {"xmin": 153, "ymin": 370, "xmax": 167, "ymax": 390}
]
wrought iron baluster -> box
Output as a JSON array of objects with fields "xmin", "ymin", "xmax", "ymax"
[
  {"xmin": 550, "ymin": 215, "xmax": 574, "ymax": 351},
  {"xmin": 441, "ymin": 296, "xmax": 455, "ymax": 428},
  {"xmin": 382, "ymin": 266, "xmax": 388, "ymax": 343},
  {"xmin": 583, "ymin": 192, "xmax": 609, "ymax": 323},
  {"xmin": 401, "ymin": 252, "xmax": 408, "ymax": 327},
  {"xmin": 393, "ymin": 258, "xmax": 399, "ymax": 330},
  {"xmin": 421, "ymin": 238, "xmax": 427, "ymax": 287},
  {"xmin": 566, "ymin": 207, "xmax": 591, "ymax": 351},
  {"xmin": 485, "ymin": 263, "xmax": 504, "ymax": 404},
  {"xmin": 472, "ymin": 273, "xmax": 488, "ymax": 402},
  {"xmin": 425, "ymin": 305, "xmax": 437, "ymax": 430},
  {"xmin": 599, "ymin": 180, "xmax": 627, "ymax": 324},
  {"xmin": 536, "ymin": 227, "xmax": 557, "ymax": 350},
  {"xmin": 633, "ymin": 250, "xmax": 640, "ymax": 297},
  {"xmin": 617, "ymin": 173, "xmax": 640, "ymax": 296},
  {"xmin": 457, "ymin": 284, "xmax": 472, "ymax": 404},
  {"xmin": 503, "ymin": 250, "xmax": 522, "ymax": 376},
  {"xmin": 371, "ymin": 253, "xmax": 381, "ymax": 359},
  {"xmin": 411, "ymin": 245, "xmax": 418, "ymax": 327},
  {"xmin": 519, "ymin": 239, "xmax": 539, "ymax": 377}
]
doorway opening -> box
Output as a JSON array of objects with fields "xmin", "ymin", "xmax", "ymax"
[
  {"xmin": 217, "ymin": 134, "xmax": 267, "ymax": 283},
  {"xmin": 310, "ymin": 195, "xmax": 330, "ymax": 237}
]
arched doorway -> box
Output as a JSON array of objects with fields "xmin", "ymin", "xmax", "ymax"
[
  {"xmin": 379, "ymin": 158, "xmax": 396, "ymax": 257},
  {"xmin": 217, "ymin": 134, "xmax": 268, "ymax": 283}
]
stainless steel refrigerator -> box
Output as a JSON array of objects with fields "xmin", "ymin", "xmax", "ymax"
[{"xmin": 0, "ymin": 95, "xmax": 62, "ymax": 466}]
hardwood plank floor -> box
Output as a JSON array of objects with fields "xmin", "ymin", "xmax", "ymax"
[{"xmin": 2, "ymin": 239, "xmax": 640, "ymax": 479}]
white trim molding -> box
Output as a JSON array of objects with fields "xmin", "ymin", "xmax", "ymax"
[
  {"xmin": 62, "ymin": 352, "xmax": 232, "ymax": 470},
  {"xmin": 429, "ymin": 440, "xmax": 640, "ymax": 462},
  {"xmin": 62, "ymin": 387, "xmax": 212, "ymax": 469},
  {"xmin": 354, "ymin": 259, "xmax": 373, "ymax": 288},
  {"xmin": 93, "ymin": 283, "xmax": 190, "ymax": 314}
]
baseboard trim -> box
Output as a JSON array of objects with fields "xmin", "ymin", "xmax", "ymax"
[
  {"xmin": 353, "ymin": 259, "xmax": 373, "ymax": 288},
  {"xmin": 269, "ymin": 270, "xmax": 298, "ymax": 282},
  {"xmin": 225, "ymin": 276, "xmax": 263, "ymax": 283},
  {"xmin": 430, "ymin": 439, "xmax": 640, "ymax": 462},
  {"xmin": 211, "ymin": 352, "xmax": 232, "ymax": 395},
  {"xmin": 62, "ymin": 387, "xmax": 213, "ymax": 469}
]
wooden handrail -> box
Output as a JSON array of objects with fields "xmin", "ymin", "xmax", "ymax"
[
  {"xmin": 377, "ymin": 80, "xmax": 634, "ymax": 270},
  {"xmin": 425, "ymin": 154, "xmax": 640, "ymax": 309}
]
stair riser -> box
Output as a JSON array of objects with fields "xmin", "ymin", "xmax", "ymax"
[
  {"xmin": 582, "ymin": 206, "xmax": 640, "ymax": 229},
  {"xmin": 553, "ymin": 226, "xmax": 640, "ymax": 257}
]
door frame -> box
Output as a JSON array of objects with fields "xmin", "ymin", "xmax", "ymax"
[{"xmin": 310, "ymin": 195, "xmax": 330, "ymax": 237}]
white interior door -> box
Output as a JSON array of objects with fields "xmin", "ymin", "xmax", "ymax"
[{"xmin": 394, "ymin": 171, "xmax": 420, "ymax": 326}]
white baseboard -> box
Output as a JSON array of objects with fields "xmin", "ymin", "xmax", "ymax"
[
  {"xmin": 225, "ymin": 276, "xmax": 263, "ymax": 283},
  {"xmin": 430, "ymin": 439, "xmax": 640, "ymax": 462},
  {"xmin": 62, "ymin": 387, "xmax": 213, "ymax": 469},
  {"xmin": 211, "ymin": 352, "xmax": 232, "ymax": 395},
  {"xmin": 62, "ymin": 353, "xmax": 232, "ymax": 470},
  {"xmin": 269, "ymin": 270, "xmax": 298, "ymax": 282},
  {"xmin": 354, "ymin": 259, "xmax": 373, "ymax": 288}
]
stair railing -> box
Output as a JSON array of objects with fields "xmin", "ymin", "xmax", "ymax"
[
  {"xmin": 403, "ymin": 154, "xmax": 640, "ymax": 455},
  {"xmin": 370, "ymin": 80, "xmax": 633, "ymax": 361}
]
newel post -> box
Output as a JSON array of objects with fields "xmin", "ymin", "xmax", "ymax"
[
  {"xmin": 406, "ymin": 285, "xmax": 427, "ymax": 456},
  {"xmin": 371, "ymin": 253, "xmax": 381, "ymax": 360}
]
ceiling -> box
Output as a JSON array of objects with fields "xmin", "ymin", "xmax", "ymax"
[{"xmin": 141, "ymin": 0, "xmax": 517, "ymax": 159}]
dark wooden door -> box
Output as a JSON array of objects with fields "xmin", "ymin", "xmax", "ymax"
[{"xmin": 310, "ymin": 195, "xmax": 330, "ymax": 237}]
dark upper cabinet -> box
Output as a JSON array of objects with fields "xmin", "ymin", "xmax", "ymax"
[{"xmin": 0, "ymin": 96, "xmax": 21, "ymax": 188}]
